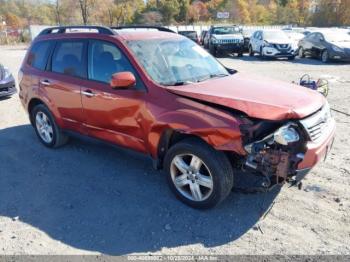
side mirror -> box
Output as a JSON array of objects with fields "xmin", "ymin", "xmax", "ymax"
[{"xmin": 110, "ymin": 71, "xmax": 136, "ymax": 89}]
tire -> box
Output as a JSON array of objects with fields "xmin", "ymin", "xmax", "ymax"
[
  {"xmin": 259, "ymin": 46, "xmax": 264, "ymax": 58},
  {"xmin": 321, "ymin": 49, "xmax": 329, "ymax": 63},
  {"xmin": 164, "ymin": 138, "xmax": 234, "ymax": 209},
  {"xmin": 298, "ymin": 47, "xmax": 305, "ymax": 58},
  {"xmin": 31, "ymin": 104, "xmax": 68, "ymax": 148},
  {"xmin": 249, "ymin": 45, "xmax": 254, "ymax": 56},
  {"xmin": 209, "ymin": 44, "xmax": 217, "ymax": 57}
]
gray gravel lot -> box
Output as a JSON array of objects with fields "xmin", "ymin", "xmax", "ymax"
[{"xmin": 0, "ymin": 45, "xmax": 349, "ymax": 255}]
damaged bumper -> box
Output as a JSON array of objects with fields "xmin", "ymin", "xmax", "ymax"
[{"xmin": 242, "ymin": 102, "xmax": 336, "ymax": 187}]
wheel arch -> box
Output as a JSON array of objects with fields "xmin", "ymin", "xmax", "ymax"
[
  {"xmin": 153, "ymin": 127, "xmax": 244, "ymax": 170},
  {"xmin": 27, "ymin": 97, "xmax": 63, "ymax": 128}
]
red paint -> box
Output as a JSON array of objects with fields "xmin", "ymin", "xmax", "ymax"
[{"xmin": 19, "ymin": 31, "xmax": 334, "ymax": 173}]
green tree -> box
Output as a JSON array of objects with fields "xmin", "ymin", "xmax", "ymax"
[{"xmin": 159, "ymin": 0, "xmax": 180, "ymax": 24}]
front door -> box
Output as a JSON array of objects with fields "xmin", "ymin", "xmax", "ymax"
[{"xmin": 81, "ymin": 39, "xmax": 148, "ymax": 153}]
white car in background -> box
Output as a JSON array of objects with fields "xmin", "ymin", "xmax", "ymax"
[{"xmin": 249, "ymin": 29, "xmax": 296, "ymax": 60}]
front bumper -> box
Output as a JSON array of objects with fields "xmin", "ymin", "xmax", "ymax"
[
  {"xmin": 0, "ymin": 77, "xmax": 16, "ymax": 97},
  {"xmin": 262, "ymin": 47, "xmax": 295, "ymax": 57},
  {"xmin": 297, "ymin": 118, "xmax": 336, "ymax": 170},
  {"xmin": 329, "ymin": 50, "xmax": 350, "ymax": 62},
  {"xmin": 214, "ymin": 43, "xmax": 244, "ymax": 53}
]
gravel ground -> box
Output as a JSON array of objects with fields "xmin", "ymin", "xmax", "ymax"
[{"xmin": 0, "ymin": 45, "xmax": 349, "ymax": 255}]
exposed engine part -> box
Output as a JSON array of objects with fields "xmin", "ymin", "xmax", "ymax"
[{"xmin": 244, "ymin": 123, "xmax": 306, "ymax": 187}]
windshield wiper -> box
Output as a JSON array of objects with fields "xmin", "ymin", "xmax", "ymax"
[
  {"xmin": 163, "ymin": 80, "xmax": 194, "ymax": 86},
  {"xmin": 197, "ymin": 73, "xmax": 229, "ymax": 83}
]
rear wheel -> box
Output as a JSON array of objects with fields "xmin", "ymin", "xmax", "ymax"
[
  {"xmin": 321, "ymin": 49, "xmax": 329, "ymax": 63},
  {"xmin": 31, "ymin": 104, "xmax": 68, "ymax": 148},
  {"xmin": 164, "ymin": 138, "xmax": 234, "ymax": 209},
  {"xmin": 298, "ymin": 47, "xmax": 305, "ymax": 58}
]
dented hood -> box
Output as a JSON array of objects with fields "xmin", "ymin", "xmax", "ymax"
[{"xmin": 166, "ymin": 72, "xmax": 325, "ymax": 120}]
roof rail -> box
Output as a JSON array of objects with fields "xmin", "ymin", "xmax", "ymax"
[
  {"xmin": 111, "ymin": 25, "xmax": 175, "ymax": 33},
  {"xmin": 38, "ymin": 26, "xmax": 115, "ymax": 36}
]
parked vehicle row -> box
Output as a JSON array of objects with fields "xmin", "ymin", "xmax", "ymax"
[
  {"xmin": 19, "ymin": 25, "xmax": 335, "ymax": 209},
  {"xmin": 191, "ymin": 26, "xmax": 350, "ymax": 63}
]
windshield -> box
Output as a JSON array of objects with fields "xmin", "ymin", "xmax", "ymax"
[
  {"xmin": 179, "ymin": 31, "xmax": 197, "ymax": 38},
  {"xmin": 213, "ymin": 27, "xmax": 240, "ymax": 35},
  {"xmin": 263, "ymin": 30, "xmax": 289, "ymax": 41},
  {"xmin": 323, "ymin": 32, "xmax": 350, "ymax": 42},
  {"xmin": 127, "ymin": 38, "xmax": 229, "ymax": 86}
]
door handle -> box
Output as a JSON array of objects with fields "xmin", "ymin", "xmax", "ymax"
[
  {"xmin": 40, "ymin": 79, "xmax": 51, "ymax": 86},
  {"xmin": 82, "ymin": 90, "xmax": 95, "ymax": 97}
]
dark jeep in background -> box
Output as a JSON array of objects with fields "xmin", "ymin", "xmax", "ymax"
[{"xmin": 204, "ymin": 25, "xmax": 244, "ymax": 57}]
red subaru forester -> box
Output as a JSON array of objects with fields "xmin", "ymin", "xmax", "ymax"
[{"xmin": 19, "ymin": 26, "xmax": 336, "ymax": 209}]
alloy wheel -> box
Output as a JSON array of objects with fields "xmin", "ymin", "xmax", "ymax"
[
  {"xmin": 170, "ymin": 154, "xmax": 213, "ymax": 202},
  {"xmin": 35, "ymin": 111, "xmax": 54, "ymax": 143}
]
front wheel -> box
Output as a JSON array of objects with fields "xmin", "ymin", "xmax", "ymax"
[
  {"xmin": 164, "ymin": 138, "xmax": 234, "ymax": 209},
  {"xmin": 209, "ymin": 44, "xmax": 217, "ymax": 57},
  {"xmin": 259, "ymin": 47, "xmax": 264, "ymax": 58},
  {"xmin": 249, "ymin": 45, "xmax": 254, "ymax": 56}
]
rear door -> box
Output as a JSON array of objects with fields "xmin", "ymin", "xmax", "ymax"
[
  {"xmin": 22, "ymin": 40, "xmax": 55, "ymax": 107},
  {"xmin": 81, "ymin": 39, "xmax": 148, "ymax": 153},
  {"xmin": 42, "ymin": 39, "xmax": 88, "ymax": 133}
]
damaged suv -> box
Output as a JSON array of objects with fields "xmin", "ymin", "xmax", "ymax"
[{"xmin": 19, "ymin": 26, "xmax": 336, "ymax": 209}]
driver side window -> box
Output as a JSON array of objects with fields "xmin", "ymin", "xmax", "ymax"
[{"xmin": 88, "ymin": 40, "xmax": 144, "ymax": 90}]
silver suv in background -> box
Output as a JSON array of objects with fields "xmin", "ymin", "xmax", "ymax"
[{"xmin": 249, "ymin": 29, "xmax": 296, "ymax": 60}]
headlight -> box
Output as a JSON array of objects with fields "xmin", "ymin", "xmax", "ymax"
[
  {"xmin": 274, "ymin": 124, "xmax": 300, "ymax": 145},
  {"xmin": 323, "ymin": 100, "xmax": 332, "ymax": 118},
  {"xmin": 211, "ymin": 37, "xmax": 218, "ymax": 44},
  {"xmin": 263, "ymin": 41, "xmax": 273, "ymax": 48},
  {"xmin": 332, "ymin": 45, "xmax": 344, "ymax": 52},
  {"xmin": 3, "ymin": 67, "xmax": 12, "ymax": 79}
]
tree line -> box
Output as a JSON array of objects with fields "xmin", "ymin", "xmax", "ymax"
[{"xmin": 0, "ymin": 0, "xmax": 349, "ymax": 30}]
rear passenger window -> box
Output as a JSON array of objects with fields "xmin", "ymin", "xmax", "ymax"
[
  {"xmin": 51, "ymin": 41, "xmax": 86, "ymax": 78},
  {"xmin": 27, "ymin": 41, "xmax": 53, "ymax": 70}
]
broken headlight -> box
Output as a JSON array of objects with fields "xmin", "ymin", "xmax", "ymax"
[{"xmin": 274, "ymin": 124, "xmax": 300, "ymax": 146}]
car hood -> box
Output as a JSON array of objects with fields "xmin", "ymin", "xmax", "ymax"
[
  {"xmin": 213, "ymin": 34, "xmax": 243, "ymax": 40},
  {"xmin": 165, "ymin": 72, "xmax": 325, "ymax": 121},
  {"xmin": 331, "ymin": 41, "xmax": 350, "ymax": 49},
  {"xmin": 266, "ymin": 39, "xmax": 292, "ymax": 45}
]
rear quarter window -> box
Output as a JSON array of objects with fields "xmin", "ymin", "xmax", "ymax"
[{"xmin": 27, "ymin": 41, "xmax": 53, "ymax": 70}]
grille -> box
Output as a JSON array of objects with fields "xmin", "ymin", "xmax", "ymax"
[
  {"xmin": 299, "ymin": 104, "xmax": 334, "ymax": 142},
  {"xmin": 218, "ymin": 39, "xmax": 241, "ymax": 44},
  {"xmin": 0, "ymin": 87, "xmax": 9, "ymax": 92},
  {"xmin": 274, "ymin": 44, "xmax": 291, "ymax": 51}
]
